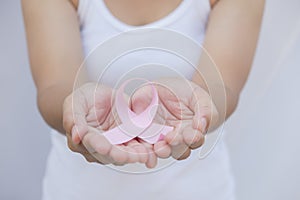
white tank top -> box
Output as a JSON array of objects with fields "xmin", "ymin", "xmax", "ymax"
[{"xmin": 42, "ymin": 1, "xmax": 236, "ymax": 199}]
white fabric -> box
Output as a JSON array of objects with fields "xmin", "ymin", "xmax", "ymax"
[{"xmin": 42, "ymin": 0, "xmax": 236, "ymax": 199}]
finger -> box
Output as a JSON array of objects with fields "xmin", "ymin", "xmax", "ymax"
[
  {"xmin": 189, "ymin": 134, "xmax": 205, "ymax": 150},
  {"xmin": 63, "ymin": 94, "xmax": 89, "ymax": 144},
  {"xmin": 171, "ymin": 144, "xmax": 191, "ymax": 160},
  {"xmin": 193, "ymin": 116, "xmax": 208, "ymax": 134},
  {"xmin": 82, "ymin": 129, "xmax": 112, "ymax": 155},
  {"xmin": 67, "ymin": 131, "xmax": 89, "ymax": 154},
  {"xmin": 182, "ymin": 126, "xmax": 202, "ymax": 146},
  {"xmin": 155, "ymin": 85, "xmax": 182, "ymax": 119},
  {"xmin": 109, "ymin": 145, "xmax": 129, "ymax": 165},
  {"xmin": 63, "ymin": 95, "xmax": 76, "ymax": 133},
  {"xmin": 126, "ymin": 140, "xmax": 148, "ymax": 163},
  {"xmin": 82, "ymin": 130, "xmax": 116, "ymax": 164},
  {"xmin": 138, "ymin": 140, "xmax": 157, "ymax": 168},
  {"xmin": 67, "ymin": 129, "xmax": 111, "ymax": 164},
  {"xmin": 145, "ymin": 148, "xmax": 157, "ymax": 169},
  {"xmin": 124, "ymin": 146, "xmax": 139, "ymax": 164},
  {"xmin": 191, "ymin": 87, "xmax": 219, "ymax": 132},
  {"xmin": 176, "ymin": 148, "xmax": 191, "ymax": 160},
  {"xmin": 137, "ymin": 138, "xmax": 153, "ymax": 149},
  {"xmin": 86, "ymin": 86, "xmax": 113, "ymax": 126},
  {"xmin": 90, "ymin": 152, "xmax": 114, "ymax": 165},
  {"xmin": 71, "ymin": 122, "xmax": 88, "ymax": 144},
  {"xmin": 83, "ymin": 152, "xmax": 112, "ymax": 164},
  {"xmin": 82, "ymin": 153, "xmax": 101, "ymax": 163},
  {"xmin": 165, "ymin": 128, "xmax": 184, "ymax": 146},
  {"xmin": 154, "ymin": 140, "xmax": 171, "ymax": 159}
]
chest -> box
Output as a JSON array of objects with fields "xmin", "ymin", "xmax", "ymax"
[
  {"xmin": 77, "ymin": 0, "xmax": 211, "ymax": 84},
  {"xmin": 103, "ymin": 0, "xmax": 183, "ymax": 26}
]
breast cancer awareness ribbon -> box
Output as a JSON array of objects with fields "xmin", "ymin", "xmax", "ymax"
[{"xmin": 103, "ymin": 79, "xmax": 174, "ymax": 145}]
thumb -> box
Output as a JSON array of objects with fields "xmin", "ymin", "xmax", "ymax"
[{"xmin": 63, "ymin": 92, "xmax": 89, "ymax": 144}]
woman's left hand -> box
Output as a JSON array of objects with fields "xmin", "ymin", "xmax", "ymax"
[{"xmin": 131, "ymin": 78, "xmax": 219, "ymax": 160}]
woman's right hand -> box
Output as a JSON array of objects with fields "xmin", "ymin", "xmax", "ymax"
[{"xmin": 62, "ymin": 83, "xmax": 158, "ymax": 167}]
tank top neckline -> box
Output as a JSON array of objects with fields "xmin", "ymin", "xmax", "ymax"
[{"xmin": 95, "ymin": 0, "xmax": 193, "ymax": 30}]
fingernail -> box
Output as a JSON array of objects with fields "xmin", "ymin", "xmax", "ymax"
[
  {"xmin": 72, "ymin": 125, "xmax": 82, "ymax": 144},
  {"xmin": 200, "ymin": 117, "xmax": 207, "ymax": 133},
  {"xmin": 72, "ymin": 132, "xmax": 80, "ymax": 144},
  {"xmin": 158, "ymin": 134, "xmax": 165, "ymax": 142}
]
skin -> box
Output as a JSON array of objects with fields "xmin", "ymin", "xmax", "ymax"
[
  {"xmin": 22, "ymin": 0, "xmax": 265, "ymax": 167},
  {"xmin": 130, "ymin": 78, "xmax": 216, "ymax": 159}
]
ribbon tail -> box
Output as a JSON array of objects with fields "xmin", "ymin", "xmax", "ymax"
[
  {"xmin": 138, "ymin": 123, "xmax": 173, "ymax": 144},
  {"xmin": 103, "ymin": 126, "xmax": 134, "ymax": 145}
]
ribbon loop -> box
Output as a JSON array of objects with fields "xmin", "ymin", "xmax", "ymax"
[{"xmin": 103, "ymin": 79, "xmax": 173, "ymax": 144}]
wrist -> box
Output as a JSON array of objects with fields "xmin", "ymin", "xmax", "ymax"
[
  {"xmin": 191, "ymin": 80, "xmax": 240, "ymax": 130},
  {"xmin": 38, "ymin": 83, "xmax": 73, "ymax": 134}
]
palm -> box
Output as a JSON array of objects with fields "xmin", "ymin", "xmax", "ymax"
[
  {"xmin": 132, "ymin": 78, "xmax": 198, "ymax": 129},
  {"xmin": 68, "ymin": 83, "xmax": 157, "ymax": 167},
  {"xmin": 131, "ymin": 78, "xmax": 210, "ymax": 159}
]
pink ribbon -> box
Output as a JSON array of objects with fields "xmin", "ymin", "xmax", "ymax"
[{"xmin": 103, "ymin": 79, "xmax": 173, "ymax": 144}]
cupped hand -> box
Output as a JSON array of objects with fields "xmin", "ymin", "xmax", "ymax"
[
  {"xmin": 63, "ymin": 83, "xmax": 157, "ymax": 168},
  {"xmin": 131, "ymin": 78, "xmax": 219, "ymax": 160}
]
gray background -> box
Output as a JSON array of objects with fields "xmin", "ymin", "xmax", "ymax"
[{"xmin": 0, "ymin": 0, "xmax": 299, "ymax": 200}]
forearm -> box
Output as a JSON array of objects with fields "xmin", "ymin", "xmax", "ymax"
[
  {"xmin": 192, "ymin": 76, "xmax": 239, "ymax": 132},
  {"xmin": 192, "ymin": 74, "xmax": 239, "ymax": 121},
  {"xmin": 192, "ymin": 47, "xmax": 241, "ymax": 129},
  {"xmin": 37, "ymin": 71, "xmax": 89, "ymax": 134},
  {"xmin": 37, "ymin": 83, "xmax": 73, "ymax": 134},
  {"xmin": 22, "ymin": 0, "xmax": 86, "ymax": 134},
  {"xmin": 193, "ymin": 0, "xmax": 265, "ymax": 130}
]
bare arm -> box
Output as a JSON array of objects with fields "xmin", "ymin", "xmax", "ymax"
[
  {"xmin": 22, "ymin": 0, "xmax": 157, "ymax": 166},
  {"xmin": 193, "ymin": 0, "xmax": 265, "ymax": 122},
  {"xmin": 22, "ymin": 0, "xmax": 83, "ymax": 134}
]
